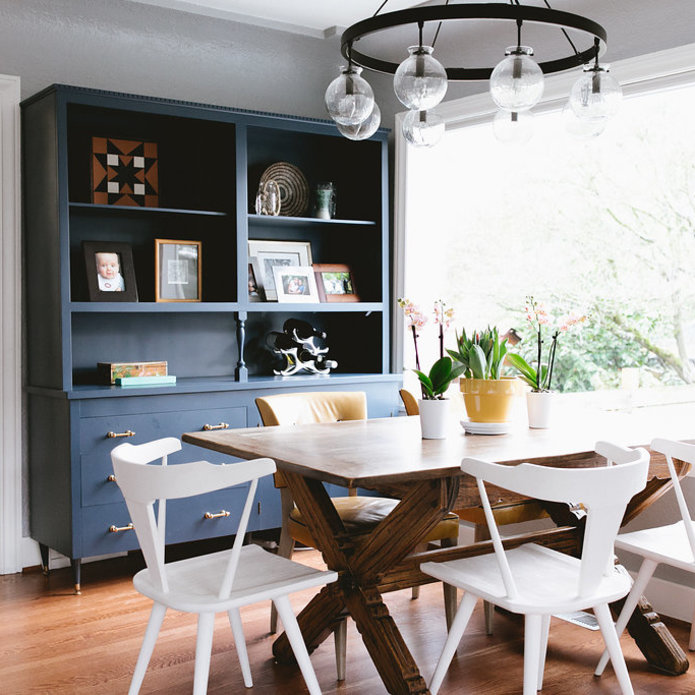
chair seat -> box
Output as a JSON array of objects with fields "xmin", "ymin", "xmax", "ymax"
[
  {"xmin": 458, "ymin": 500, "xmax": 548, "ymax": 527},
  {"xmin": 422, "ymin": 543, "xmax": 631, "ymax": 614},
  {"xmin": 134, "ymin": 544, "xmax": 337, "ymax": 613},
  {"xmin": 615, "ymin": 520, "xmax": 695, "ymax": 572},
  {"xmin": 289, "ymin": 496, "xmax": 459, "ymax": 547}
]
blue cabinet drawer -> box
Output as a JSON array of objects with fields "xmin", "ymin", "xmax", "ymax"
[
  {"xmin": 79, "ymin": 406, "xmax": 247, "ymax": 456},
  {"xmin": 80, "ymin": 406, "xmax": 246, "ymax": 507},
  {"xmin": 81, "ymin": 503, "xmax": 141, "ymax": 557}
]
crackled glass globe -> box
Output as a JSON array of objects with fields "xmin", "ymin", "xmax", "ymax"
[
  {"xmin": 492, "ymin": 109, "xmax": 534, "ymax": 145},
  {"xmin": 336, "ymin": 102, "xmax": 381, "ymax": 141},
  {"xmin": 324, "ymin": 66, "xmax": 374, "ymax": 126},
  {"xmin": 489, "ymin": 46, "xmax": 544, "ymax": 112},
  {"xmin": 569, "ymin": 64, "xmax": 622, "ymax": 120},
  {"xmin": 402, "ymin": 109, "xmax": 445, "ymax": 148},
  {"xmin": 394, "ymin": 45, "xmax": 448, "ymax": 110}
]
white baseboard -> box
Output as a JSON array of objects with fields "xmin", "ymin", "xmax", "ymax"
[{"xmin": 634, "ymin": 571, "xmax": 695, "ymax": 624}]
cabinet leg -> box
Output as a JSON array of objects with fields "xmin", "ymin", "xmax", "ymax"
[
  {"xmin": 71, "ymin": 558, "xmax": 82, "ymax": 595},
  {"xmin": 39, "ymin": 543, "xmax": 50, "ymax": 576}
]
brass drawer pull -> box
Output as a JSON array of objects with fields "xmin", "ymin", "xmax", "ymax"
[
  {"xmin": 106, "ymin": 430, "xmax": 135, "ymax": 439},
  {"xmin": 108, "ymin": 523, "xmax": 134, "ymax": 533},
  {"xmin": 203, "ymin": 422, "xmax": 229, "ymax": 431},
  {"xmin": 107, "ymin": 474, "xmax": 117, "ymax": 483},
  {"xmin": 204, "ymin": 510, "xmax": 230, "ymax": 519}
]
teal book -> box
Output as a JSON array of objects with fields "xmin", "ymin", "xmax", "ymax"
[{"xmin": 116, "ymin": 375, "xmax": 177, "ymax": 387}]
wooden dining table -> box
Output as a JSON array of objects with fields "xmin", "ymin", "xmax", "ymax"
[{"xmin": 183, "ymin": 409, "xmax": 693, "ymax": 694}]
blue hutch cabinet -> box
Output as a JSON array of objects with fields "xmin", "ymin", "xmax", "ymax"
[{"xmin": 22, "ymin": 85, "xmax": 400, "ymax": 591}]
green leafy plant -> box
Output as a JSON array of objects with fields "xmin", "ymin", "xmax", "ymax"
[
  {"xmin": 507, "ymin": 296, "xmax": 587, "ymax": 392},
  {"xmin": 414, "ymin": 356, "xmax": 466, "ymax": 400},
  {"xmin": 398, "ymin": 298, "xmax": 461, "ymax": 400},
  {"xmin": 447, "ymin": 327, "xmax": 508, "ymax": 380}
]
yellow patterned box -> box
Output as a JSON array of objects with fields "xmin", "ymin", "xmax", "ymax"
[{"xmin": 98, "ymin": 361, "xmax": 168, "ymax": 385}]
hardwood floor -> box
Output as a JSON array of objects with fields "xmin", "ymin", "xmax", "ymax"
[{"xmin": 2, "ymin": 549, "xmax": 694, "ymax": 694}]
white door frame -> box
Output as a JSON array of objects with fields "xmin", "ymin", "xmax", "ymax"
[{"xmin": 0, "ymin": 74, "xmax": 22, "ymax": 574}]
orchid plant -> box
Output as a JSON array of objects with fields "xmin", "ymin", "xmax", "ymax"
[
  {"xmin": 398, "ymin": 298, "xmax": 463, "ymax": 400},
  {"xmin": 507, "ymin": 296, "xmax": 587, "ymax": 392}
]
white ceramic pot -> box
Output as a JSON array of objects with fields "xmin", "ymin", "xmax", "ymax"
[
  {"xmin": 526, "ymin": 391, "xmax": 553, "ymax": 429},
  {"xmin": 418, "ymin": 398, "xmax": 450, "ymax": 439}
]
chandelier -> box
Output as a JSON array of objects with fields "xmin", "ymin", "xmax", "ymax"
[{"xmin": 324, "ymin": 2, "xmax": 622, "ymax": 146}]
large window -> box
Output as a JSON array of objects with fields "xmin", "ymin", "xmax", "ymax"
[{"xmin": 400, "ymin": 64, "xmax": 695, "ymax": 406}]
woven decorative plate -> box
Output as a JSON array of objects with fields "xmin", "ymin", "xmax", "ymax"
[{"xmin": 259, "ymin": 162, "xmax": 309, "ymax": 217}]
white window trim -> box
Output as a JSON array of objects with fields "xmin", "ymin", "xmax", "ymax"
[
  {"xmin": 0, "ymin": 74, "xmax": 22, "ymax": 574},
  {"xmin": 393, "ymin": 42, "xmax": 695, "ymax": 373}
]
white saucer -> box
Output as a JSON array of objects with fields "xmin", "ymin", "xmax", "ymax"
[{"xmin": 460, "ymin": 419, "xmax": 512, "ymax": 435}]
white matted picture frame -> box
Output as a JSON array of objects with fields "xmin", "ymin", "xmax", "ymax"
[
  {"xmin": 273, "ymin": 265, "xmax": 319, "ymax": 303},
  {"xmin": 155, "ymin": 238, "xmax": 202, "ymax": 302},
  {"xmin": 248, "ymin": 239, "xmax": 312, "ymax": 301}
]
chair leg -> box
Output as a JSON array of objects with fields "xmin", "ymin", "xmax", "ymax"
[
  {"xmin": 228, "ymin": 608, "xmax": 252, "ymax": 688},
  {"xmin": 594, "ymin": 602, "xmax": 634, "ymax": 695},
  {"xmin": 474, "ymin": 523, "xmax": 495, "ymax": 635},
  {"xmin": 193, "ymin": 612, "xmax": 216, "ymax": 695},
  {"xmin": 537, "ymin": 614, "xmax": 551, "ymax": 690},
  {"xmin": 411, "ymin": 543, "xmax": 427, "ymax": 600},
  {"xmin": 429, "ymin": 591, "xmax": 477, "ymax": 695},
  {"xmin": 270, "ymin": 530, "xmax": 296, "ymax": 634},
  {"xmin": 690, "ymin": 606, "xmax": 695, "ymax": 652},
  {"xmin": 128, "ymin": 602, "xmax": 167, "ymax": 695},
  {"xmin": 595, "ymin": 558, "xmax": 657, "ymax": 677},
  {"xmin": 440, "ymin": 537, "xmax": 459, "ymax": 630},
  {"xmin": 273, "ymin": 595, "xmax": 322, "ymax": 695},
  {"xmin": 523, "ymin": 614, "xmax": 542, "ymax": 695},
  {"xmin": 334, "ymin": 617, "xmax": 347, "ymax": 681}
]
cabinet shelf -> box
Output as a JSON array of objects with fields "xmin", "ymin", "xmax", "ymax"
[
  {"xmin": 69, "ymin": 301, "xmax": 240, "ymax": 313},
  {"xmin": 245, "ymin": 302, "xmax": 383, "ymax": 313},
  {"xmin": 248, "ymin": 214, "xmax": 376, "ymax": 228},
  {"xmin": 70, "ymin": 202, "xmax": 229, "ymax": 217}
]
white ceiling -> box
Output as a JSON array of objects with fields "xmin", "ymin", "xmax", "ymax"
[{"xmin": 125, "ymin": 0, "xmax": 424, "ymax": 37}]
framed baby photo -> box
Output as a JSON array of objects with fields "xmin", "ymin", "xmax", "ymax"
[
  {"xmin": 313, "ymin": 263, "xmax": 359, "ymax": 302},
  {"xmin": 155, "ymin": 239, "xmax": 202, "ymax": 302},
  {"xmin": 272, "ymin": 265, "xmax": 319, "ymax": 303},
  {"xmin": 83, "ymin": 240, "xmax": 138, "ymax": 302}
]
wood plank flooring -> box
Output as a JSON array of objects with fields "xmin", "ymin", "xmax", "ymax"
[{"xmin": 2, "ymin": 549, "xmax": 694, "ymax": 694}]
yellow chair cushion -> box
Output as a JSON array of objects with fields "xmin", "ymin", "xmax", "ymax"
[
  {"xmin": 288, "ymin": 496, "xmax": 459, "ymax": 547},
  {"xmin": 457, "ymin": 500, "xmax": 548, "ymax": 527}
]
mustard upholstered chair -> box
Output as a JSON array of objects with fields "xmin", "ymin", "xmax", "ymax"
[
  {"xmin": 399, "ymin": 387, "xmax": 547, "ymax": 634},
  {"xmin": 256, "ymin": 391, "xmax": 459, "ymax": 681}
]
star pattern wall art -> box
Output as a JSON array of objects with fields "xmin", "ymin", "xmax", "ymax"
[{"xmin": 91, "ymin": 137, "xmax": 159, "ymax": 206}]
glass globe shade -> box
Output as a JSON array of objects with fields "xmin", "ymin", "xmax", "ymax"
[
  {"xmin": 492, "ymin": 109, "xmax": 534, "ymax": 145},
  {"xmin": 402, "ymin": 109, "xmax": 445, "ymax": 148},
  {"xmin": 569, "ymin": 64, "xmax": 622, "ymax": 120},
  {"xmin": 562, "ymin": 101, "xmax": 607, "ymax": 139},
  {"xmin": 324, "ymin": 66, "xmax": 375, "ymax": 126},
  {"xmin": 489, "ymin": 46, "xmax": 544, "ymax": 112},
  {"xmin": 394, "ymin": 45, "xmax": 448, "ymax": 110},
  {"xmin": 337, "ymin": 102, "xmax": 381, "ymax": 141}
]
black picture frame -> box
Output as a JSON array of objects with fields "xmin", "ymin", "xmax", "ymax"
[{"xmin": 83, "ymin": 241, "xmax": 138, "ymax": 302}]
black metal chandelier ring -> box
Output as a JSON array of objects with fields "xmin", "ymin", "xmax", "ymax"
[{"xmin": 341, "ymin": 4, "xmax": 608, "ymax": 81}]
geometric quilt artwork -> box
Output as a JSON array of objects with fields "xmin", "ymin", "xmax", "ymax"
[{"xmin": 91, "ymin": 137, "xmax": 159, "ymax": 207}]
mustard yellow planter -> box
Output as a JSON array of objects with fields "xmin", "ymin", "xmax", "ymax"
[{"xmin": 460, "ymin": 377, "xmax": 520, "ymax": 423}]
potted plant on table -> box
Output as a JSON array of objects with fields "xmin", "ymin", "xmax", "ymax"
[
  {"xmin": 506, "ymin": 296, "xmax": 587, "ymax": 428},
  {"xmin": 399, "ymin": 298, "xmax": 464, "ymax": 439},
  {"xmin": 448, "ymin": 326, "xmax": 519, "ymax": 424}
]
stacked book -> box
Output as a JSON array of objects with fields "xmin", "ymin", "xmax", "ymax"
[{"xmin": 98, "ymin": 361, "xmax": 176, "ymax": 387}]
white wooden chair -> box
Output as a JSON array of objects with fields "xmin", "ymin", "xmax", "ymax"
[
  {"xmin": 421, "ymin": 441, "xmax": 650, "ymax": 695},
  {"xmin": 595, "ymin": 437, "xmax": 695, "ymax": 679},
  {"xmin": 111, "ymin": 437, "xmax": 337, "ymax": 695}
]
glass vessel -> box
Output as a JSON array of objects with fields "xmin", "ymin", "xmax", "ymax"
[
  {"xmin": 562, "ymin": 101, "xmax": 607, "ymax": 138},
  {"xmin": 325, "ymin": 66, "xmax": 374, "ymax": 126},
  {"xmin": 490, "ymin": 46, "xmax": 544, "ymax": 112},
  {"xmin": 569, "ymin": 64, "xmax": 622, "ymax": 120},
  {"xmin": 313, "ymin": 182, "xmax": 336, "ymax": 220},
  {"xmin": 492, "ymin": 109, "xmax": 534, "ymax": 145},
  {"xmin": 337, "ymin": 102, "xmax": 381, "ymax": 141},
  {"xmin": 394, "ymin": 45, "xmax": 448, "ymax": 111},
  {"xmin": 402, "ymin": 110, "xmax": 445, "ymax": 148},
  {"xmin": 254, "ymin": 179, "xmax": 281, "ymax": 216}
]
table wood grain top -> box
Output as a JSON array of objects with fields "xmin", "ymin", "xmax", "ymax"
[{"xmin": 183, "ymin": 407, "xmax": 694, "ymax": 489}]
